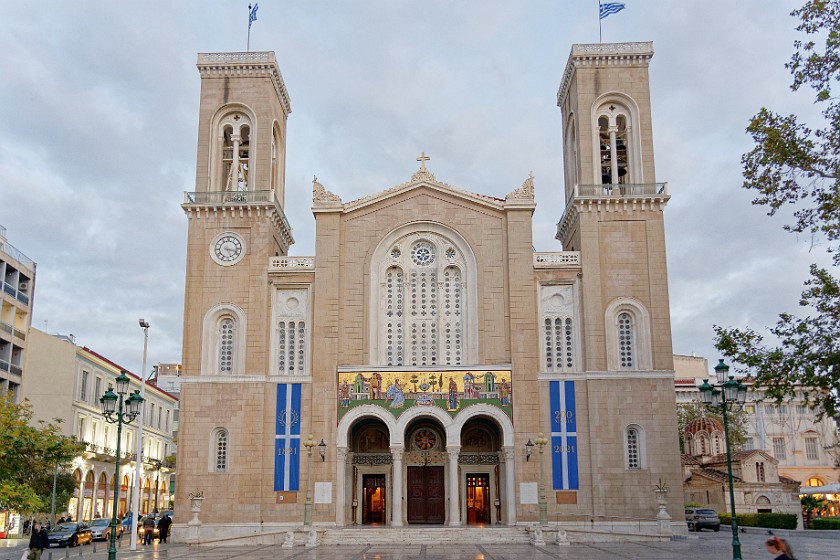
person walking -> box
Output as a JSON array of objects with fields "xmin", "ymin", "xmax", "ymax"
[
  {"xmin": 27, "ymin": 521, "xmax": 49, "ymax": 560},
  {"xmin": 766, "ymin": 536, "xmax": 796, "ymax": 559},
  {"xmin": 157, "ymin": 514, "xmax": 172, "ymax": 544},
  {"xmin": 142, "ymin": 515, "xmax": 156, "ymax": 545}
]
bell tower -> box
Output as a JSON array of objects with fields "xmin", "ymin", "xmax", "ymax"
[
  {"xmin": 554, "ymin": 42, "xmax": 681, "ymax": 520},
  {"xmin": 176, "ymin": 51, "xmax": 295, "ymax": 524}
]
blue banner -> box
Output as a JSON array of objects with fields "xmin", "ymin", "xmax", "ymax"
[
  {"xmin": 550, "ymin": 380, "xmax": 578, "ymax": 490},
  {"xmin": 274, "ymin": 383, "xmax": 302, "ymax": 491}
]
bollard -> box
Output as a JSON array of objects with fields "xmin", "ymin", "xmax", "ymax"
[
  {"xmin": 64, "ymin": 545, "xmax": 69, "ymax": 559},
  {"xmin": 48, "ymin": 552, "xmax": 53, "ymax": 560},
  {"xmin": 92, "ymin": 541, "xmax": 96, "ymax": 553}
]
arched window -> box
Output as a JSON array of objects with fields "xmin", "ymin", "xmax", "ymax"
[
  {"xmin": 218, "ymin": 316, "xmax": 235, "ymax": 373},
  {"xmin": 201, "ymin": 304, "xmax": 247, "ymax": 375},
  {"xmin": 211, "ymin": 428, "xmax": 229, "ymax": 473},
  {"xmin": 375, "ymin": 231, "xmax": 473, "ymax": 366},
  {"xmin": 540, "ymin": 285, "xmax": 577, "ymax": 372},
  {"xmin": 684, "ymin": 433, "xmax": 694, "ymax": 456},
  {"xmin": 713, "ymin": 432, "xmax": 724, "ymax": 455},
  {"xmin": 604, "ymin": 298, "xmax": 652, "ymax": 371},
  {"xmin": 210, "ymin": 106, "xmax": 255, "ymax": 192},
  {"xmin": 698, "ymin": 433, "xmax": 708, "ymax": 455},
  {"xmin": 564, "ymin": 116, "xmax": 578, "ymax": 193},
  {"xmin": 591, "ymin": 94, "xmax": 643, "ymax": 186},
  {"xmin": 617, "ymin": 312, "xmax": 635, "ymax": 370},
  {"xmin": 625, "ymin": 424, "xmax": 646, "ymax": 470}
]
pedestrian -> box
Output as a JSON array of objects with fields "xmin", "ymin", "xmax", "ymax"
[
  {"xmin": 57, "ymin": 516, "xmax": 65, "ymax": 524},
  {"xmin": 766, "ymin": 535, "xmax": 796, "ymax": 559},
  {"xmin": 143, "ymin": 515, "xmax": 156, "ymax": 545},
  {"xmin": 157, "ymin": 514, "xmax": 172, "ymax": 544},
  {"xmin": 27, "ymin": 521, "xmax": 49, "ymax": 560}
]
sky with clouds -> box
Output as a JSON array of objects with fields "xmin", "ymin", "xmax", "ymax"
[{"xmin": 0, "ymin": 0, "xmax": 831, "ymax": 376}]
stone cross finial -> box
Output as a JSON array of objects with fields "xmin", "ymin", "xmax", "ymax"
[{"xmin": 416, "ymin": 152, "xmax": 430, "ymax": 170}]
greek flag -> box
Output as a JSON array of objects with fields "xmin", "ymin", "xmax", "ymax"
[
  {"xmin": 249, "ymin": 3, "xmax": 259, "ymax": 29},
  {"xmin": 274, "ymin": 383, "xmax": 302, "ymax": 491},
  {"xmin": 599, "ymin": 2, "xmax": 626, "ymax": 20},
  {"xmin": 550, "ymin": 380, "xmax": 579, "ymax": 490}
]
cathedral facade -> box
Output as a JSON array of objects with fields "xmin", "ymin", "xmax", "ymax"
[{"xmin": 174, "ymin": 42, "xmax": 684, "ymax": 542}]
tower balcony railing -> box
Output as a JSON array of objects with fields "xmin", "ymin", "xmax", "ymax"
[
  {"xmin": 533, "ymin": 252, "xmax": 580, "ymax": 268},
  {"xmin": 183, "ymin": 189, "xmax": 293, "ymax": 239},
  {"xmin": 575, "ymin": 182, "xmax": 668, "ymax": 198},
  {"xmin": 184, "ymin": 189, "xmax": 275, "ymax": 204},
  {"xmin": 268, "ymin": 256, "xmax": 315, "ymax": 272}
]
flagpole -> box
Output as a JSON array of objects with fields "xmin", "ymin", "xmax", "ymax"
[
  {"xmin": 598, "ymin": 1, "xmax": 602, "ymax": 43},
  {"xmin": 247, "ymin": 4, "xmax": 252, "ymax": 52}
]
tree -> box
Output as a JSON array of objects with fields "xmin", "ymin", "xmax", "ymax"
[
  {"xmin": 800, "ymin": 495, "xmax": 827, "ymax": 528},
  {"xmin": 0, "ymin": 393, "xmax": 86, "ymax": 514},
  {"xmin": 714, "ymin": 1, "xmax": 840, "ymax": 418},
  {"xmin": 676, "ymin": 402, "xmax": 749, "ymax": 454}
]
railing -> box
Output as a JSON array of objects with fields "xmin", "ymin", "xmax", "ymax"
[
  {"xmin": 576, "ymin": 183, "xmax": 668, "ymax": 198},
  {"xmin": 268, "ymin": 256, "xmax": 315, "ymax": 271},
  {"xmin": 533, "ymin": 252, "xmax": 580, "ymax": 268},
  {"xmin": 184, "ymin": 189, "xmax": 275, "ymax": 204},
  {"xmin": 1, "ymin": 320, "xmax": 27, "ymax": 341},
  {"xmin": 2, "ymin": 281, "xmax": 31, "ymax": 305},
  {"xmin": 10, "ymin": 364, "xmax": 22, "ymax": 375},
  {"xmin": 0, "ymin": 360, "xmax": 9, "ymax": 372},
  {"xmin": 0, "ymin": 239, "xmax": 36, "ymax": 266},
  {"xmin": 351, "ymin": 453, "xmax": 393, "ymax": 466},
  {"xmin": 198, "ymin": 52, "xmax": 274, "ymax": 64}
]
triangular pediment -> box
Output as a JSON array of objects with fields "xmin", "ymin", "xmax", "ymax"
[{"xmin": 312, "ymin": 168, "xmax": 536, "ymax": 213}]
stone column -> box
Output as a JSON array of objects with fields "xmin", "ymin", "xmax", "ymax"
[
  {"xmin": 390, "ymin": 446, "xmax": 404, "ymax": 526},
  {"xmin": 503, "ymin": 447, "xmax": 517, "ymax": 526},
  {"xmin": 447, "ymin": 447, "xmax": 461, "ymax": 526},
  {"xmin": 230, "ymin": 135, "xmax": 241, "ymax": 190},
  {"xmin": 335, "ymin": 447, "xmax": 348, "ymax": 526}
]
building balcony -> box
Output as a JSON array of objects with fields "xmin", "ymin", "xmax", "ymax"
[
  {"xmin": 268, "ymin": 256, "xmax": 315, "ymax": 272},
  {"xmin": 0, "ymin": 320, "xmax": 26, "ymax": 341},
  {"xmin": 2, "ymin": 280, "xmax": 30, "ymax": 305},
  {"xmin": 556, "ymin": 183, "xmax": 670, "ymax": 242},
  {"xmin": 575, "ymin": 182, "xmax": 668, "ymax": 198},
  {"xmin": 533, "ymin": 252, "xmax": 580, "ymax": 268},
  {"xmin": 182, "ymin": 189, "xmax": 294, "ymax": 250}
]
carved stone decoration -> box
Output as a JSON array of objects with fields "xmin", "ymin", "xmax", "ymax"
[
  {"xmin": 541, "ymin": 285, "xmax": 575, "ymax": 316},
  {"xmin": 281, "ymin": 531, "xmax": 295, "ymax": 548},
  {"xmin": 530, "ymin": 524, "xmax": 546, "ymax": 546},
  {"xmin": 506, "ymin": 173, "xmax": 535, "ymax": 200},
  {"xmin": 305, "ymin": 528, "xmax": 320, "ymax": 548},
  {"xmin": 312, "ymin": 176, "xmax": 342, "ymax": 203},
  {"xmin": 410, "ymin": 168, "xmax": 437, "ymax": 183},
  {"xmin": 556, "ymin": 528, "xmax": 570, "ymax": 546}
]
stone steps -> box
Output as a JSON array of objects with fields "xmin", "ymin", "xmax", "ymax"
[{"xmin": 320, "ymin": 525, "xmax": 531, "ymax": 545}]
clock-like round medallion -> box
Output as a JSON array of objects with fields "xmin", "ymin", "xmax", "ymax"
[
  {"xmin": 414, "ymin": 429, "xmax": 437, "ymax": 450},
  {"xmin": 210, "ymin": 232, "xmax": 245, "ymax": 266}
]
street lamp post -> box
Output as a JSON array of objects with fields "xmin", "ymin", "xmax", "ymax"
[
  {"xmin": 152, "ymin": 460, "xmax": 162, "ymax": 514},
  {"xmin": 524, "ymin": 434, "xmax": 549, "ymax": 525},
  {"xmin": 100, "ymin": 371, "xmax": 145, "ymax": 560},
  {"xmin": 130, "ymin": 319, "xmax": 150, "ymax": 551},
  {"xmin": 303, "ymin": 434, "xmax": 317, "ymax": 526},
  {"xmin": 699, "ymin": 359, "xmax": 747, "ymax": 560}
]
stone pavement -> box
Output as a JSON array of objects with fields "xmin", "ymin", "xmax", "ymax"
[{"xmin": 1, "ymin": 532, "xmax": 838, "ymax": 560}]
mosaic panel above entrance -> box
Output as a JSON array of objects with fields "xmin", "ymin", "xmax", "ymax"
[{"xmin": 337, "ymin": 369, "xmax": 512, "ymax": 421}]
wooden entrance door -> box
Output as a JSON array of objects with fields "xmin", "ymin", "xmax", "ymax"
[
  {"xmin": 406, "ymin": 466, "xmax": 445, "ymax": 524},
  {"xmin": 362, "ymin": 474, "xmax": 386, "ymax": 524},
  {"xmin": 466, "ymin": 473, "xmax": 491, "ymax": 524}
]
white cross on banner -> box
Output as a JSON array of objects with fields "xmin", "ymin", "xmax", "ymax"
[
  {"xmin": 274, "ymin": 383, "xmax": 301, "ymax": 491},
  {"xmin": 550, "ymin": 380, "xmax": 579, "ymax": 490}
]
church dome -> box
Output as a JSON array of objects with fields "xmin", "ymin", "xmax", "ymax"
[{"xmin": 685, "ymin": 416, "xmax": 724, "ymax": 435}]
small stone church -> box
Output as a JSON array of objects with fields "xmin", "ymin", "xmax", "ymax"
[{"xmin": 173, "ymin": 42, "xmax": 685, "ymax": 544}]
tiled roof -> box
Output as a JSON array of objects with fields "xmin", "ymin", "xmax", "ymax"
[{"xmin": 692, "ymin": 468, "xmax": 742, "ymax": 484}]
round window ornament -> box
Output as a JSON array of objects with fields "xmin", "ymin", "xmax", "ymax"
[
  {"xmin": 210, "ymin": 232, "xmax": 246, "ymax": 266},
  {"xmin": 411, "ymin": 241, "xmax": 436, "ymax": 266}
]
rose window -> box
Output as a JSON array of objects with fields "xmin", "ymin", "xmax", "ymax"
[
  {"xmin": 411, "ymin": 241, "xmax": 436, "ymax": 266},
  {"xmin": 414, "ymin": 429, "xmax": 437, "ymax": 450}
]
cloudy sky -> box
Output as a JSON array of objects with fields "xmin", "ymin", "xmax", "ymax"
[{"xmin": 1, "ymin": 1, "xmax": 831, "ymax": 376}]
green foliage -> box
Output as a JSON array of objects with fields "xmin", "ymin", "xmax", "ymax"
[
  {"xmin": 719, "ymin": 513, "xmax": 798, "ymax": 529},
  {"xmin": 812, "ymin": 517, "xmax": 840, "ymax": 529},
  {"xmin": 0, "ymin": 393, "xmax": 86, "ymax": 513},
  {"xmin": 715, "ymin": 0, "xmax": 840, "ymax": 419},
  {"xmin": 676, "ymin": 402, "xmax": 748, "ymax": 453},
  {"xmin": 684, "ymin": 501, "xmax": 701, "ymax": 508},
  {"xmin": 801, "ymin": 494, "xmax": 829, "ymax": 527}
]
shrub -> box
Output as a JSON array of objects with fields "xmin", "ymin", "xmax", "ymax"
[
  {"xmin": 719, "ymin": 513, "xmax": 797, "ymax": 529},
  {"xmin": 812, "ymin": 518, "xmax": 840, "ymax": 530}
]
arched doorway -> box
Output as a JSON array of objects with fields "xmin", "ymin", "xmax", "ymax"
[
  {"xmin": 96, "ymin": 472, "xmax": 108, "ymax": 518},
  {"xmin": 69, "ymin": 469, "xmax": 82, "ymax": 520},
  {"xmin": 83, "ymin": 471, "xmax": 95, "ymax": 521},
  {"xmin": 142, "ymin": 479, "xmax": 151, "ymax": 514},
  {"xmin": 350, "ymin": 418, "xmax": 391, "ymax": 525},
  {"xmin": 403, "ymin": 417, "xmax": 447, "ymax": 525},
  {"xmin": 460, "ymin": 417, "xmax": 502, "ymax": 525},
  {"xmin": 120, "ymin": 475, "xmax": 130, "ymax": 517}
]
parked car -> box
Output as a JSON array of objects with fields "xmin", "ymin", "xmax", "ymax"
[
  {"xmin": 88, "ymin": 518, "xmax": 123, "ymax": 541},
  {"xmin": 48, "ymin": 522, "xmax": 93, "ymax": 547},
  {"xmin": 685, "ymin": 507, "xmax": 721, "ymax": 532}
]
